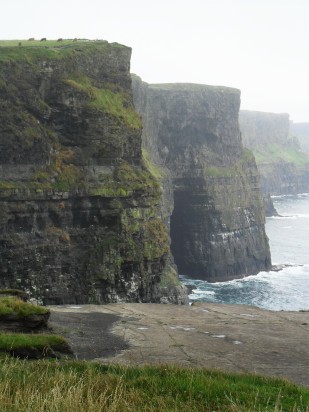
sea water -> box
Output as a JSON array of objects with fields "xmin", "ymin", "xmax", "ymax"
[{"xmin": 181, "ymin": 193, "xmax": 309, "ymax": 311}]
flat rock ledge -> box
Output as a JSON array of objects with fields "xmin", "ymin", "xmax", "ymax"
[{"xmin": 49, "ymin": 303, "xmax": 309, "ymax": 387}]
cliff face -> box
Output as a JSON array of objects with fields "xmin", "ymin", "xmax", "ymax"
[
  {"xmin": 290, "ymin": 122, "xmax": 309, "ymax": 154},
  {"xmin": 239, "ymin": 111, "xmax": 309, "ymax": 195},
  {"xmin": 133, "ymin": 77, "xmax": 271, "ymax": 281},
  {"xmin": 0, "ymin": 41, "xmax": 187, "ymax": 304}
]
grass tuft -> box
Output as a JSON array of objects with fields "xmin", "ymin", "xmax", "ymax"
[
  {"xmin": 65, "ymin": 75, "xmax": 141, "ymax": 129},
  {"xmin": 0, "ymin": 333, "xmax": 67, "ymax": 352},
  {"xmin": 0, "ymin": 296, "xmax": 48, "ymax": 317}
]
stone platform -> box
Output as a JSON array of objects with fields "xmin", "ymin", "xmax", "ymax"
[{"xmin": 49, "ymin": 303, "xmax": 309, "ymax": 387}]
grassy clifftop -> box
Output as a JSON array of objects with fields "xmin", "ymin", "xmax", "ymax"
[
  {"xmin": 253, "ymin": 143, "xmax": 309, "ymax": 170},
  {"xmin": 0, "ymin": 39, "xmax": 126, "ymax": 62}
]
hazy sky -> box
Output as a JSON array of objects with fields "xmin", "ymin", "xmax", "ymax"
[{"xmin": 1, "ymin": 0, "xmax": 308, "ymax": 122}]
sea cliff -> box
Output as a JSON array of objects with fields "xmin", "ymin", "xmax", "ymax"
[
  {"xmin": 239, "ymin": 110, "xmax": 309, "ymax": 195},
  {"xmin": 290, "ymin": 122, "xmax": 309, "ymax": 154},
  {"xmin": 0, "ymin": 40, "xmax": 272, "ymax": 301},
  {"xmin": 133, "ymin": 77, "xmax": 271, "ymax": 281},
  {"xmin": 0, "ymin": 40, "xmax": 187, "ymax": 304}
]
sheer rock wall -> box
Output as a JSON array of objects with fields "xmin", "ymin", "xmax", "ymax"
[
  {"xmin": 0, "ymin": 41, "xmax": 187, "ymax": 304},
  {"xmin": 133, "ymin": 77, "xmax": 271, "ymax": 281}
]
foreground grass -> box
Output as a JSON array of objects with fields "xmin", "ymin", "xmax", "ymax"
[
  {"xmin": 0, "ymin": 358, "xmax": 308, "ymax": 411},
  {"xmin": 0, "ymin": 296, "xmax": 48, "ymax": 317}
]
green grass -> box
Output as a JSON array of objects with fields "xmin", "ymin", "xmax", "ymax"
[
  {"xmin": 253, "ymin": 143, "xmax": 309, "ymax": 169},
  {"xmin": 0, "ymin": 39, "xmax": 88, "ymax": 47},
  {"xmin": 0, "ymin": 333, "xmax": 67, "ymax": 352},
  {"xmin": 0, "ymin": 359, "xmax": 308, "ymax": 411},
  {"xmin": 204, "ymin": 148, "xmax": 255, "ymax": 178},
  {"xmin": 90, "ymin": 161, "xmax": 160, "ymax": 199},
  {"xmin": 0, "ymin": 181, "xmax": 18, "ymax": 189},
  {"xmin": 65, "ymin": 76, "xmax": 141, "ymax": 130},
  {"xmin": 0, "ymin": 296, "xmax": 48, "ymax": 317},
  {"xmin": 0, "ymin": 39, "xmax": 113, "ymax": 62},
  {"xmin": 159, "ymin": 266, "xmax": 182, "ymax": 287},
  {"xmin": 142, "ymin": 149, "xmax": 165, "ymax": 180}
]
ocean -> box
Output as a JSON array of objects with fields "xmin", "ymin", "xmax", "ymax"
[{"xmin": 180, "ymin": 193, "xmax": 309, "ymax": 311}]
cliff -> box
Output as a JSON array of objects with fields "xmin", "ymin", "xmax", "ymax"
[
  {"xmin": 290, "ymin": 122, "xmax": 309, "ymax": 154},
  {"xmin": 132, "ymin": 76, "xmax": 271, "ymax": 281},
  {"xmin": 0, "ymin": 40, "xmax": 187, "ymax": 304},
  {"xmin": 239, "ymin": 111, "xmax": 309, "ymax": 195}
]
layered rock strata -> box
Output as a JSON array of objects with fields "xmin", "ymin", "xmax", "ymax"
[
  {"xmin": 0, "ymin": 41, "xmax": 187, "ymax": 304},
  {"xmin": 133, "ymin": 77, "xmax": 271, "ymax": 281},
  {"xmin": 239, "ymin": 111, "xmax": 309, "ymax": 195}
]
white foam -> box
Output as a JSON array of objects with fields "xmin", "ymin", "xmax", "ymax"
[
  {"xmin": 192, "ymin": 289, "xmax": 215, "ymax": 295},
  {"xmin": 268, "ymin": 215, "xmax": 297, "ymax": 220}
]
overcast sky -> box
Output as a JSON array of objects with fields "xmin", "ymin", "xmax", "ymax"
[{"xmin": 1, "ymin": 0, "xmax": 308, "ymax": 122}]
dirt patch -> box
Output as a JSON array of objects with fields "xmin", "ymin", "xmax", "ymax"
[{"xmin": 49, "ymin": 311, "xmax": 129, "ymax": 360}]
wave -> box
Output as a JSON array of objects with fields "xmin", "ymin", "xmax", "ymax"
[
  {"xmin": 181, "ymin": 191, "xmax": 309, "ymax": 311},
  {"xmin": 268, "ymin": 215, "xmax": 297, "ymax": 220},
  {"xmin": 183, "ymin": 264, "xmax": 309, "ymax": 310},
  {"xmin": 271, "ymin": 193, "xmax": 309, "ymax": 199},
  {"xmin": 268, "ymin": 213, "xmax": 309, "ymax": 220},
  {"xmin": 192, "ymin": 289, "xmax": 215, "ymax": 295}
]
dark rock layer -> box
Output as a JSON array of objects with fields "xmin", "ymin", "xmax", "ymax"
[{"xmin": 133, "ymin": 77, "xmax": 271, "ymax": 281}]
